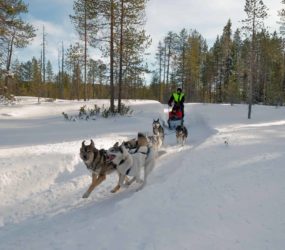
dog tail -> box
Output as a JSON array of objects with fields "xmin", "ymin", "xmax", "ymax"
[{"xmin": 138, "ymin": 132, "xmax": 148, "ymax": 147}]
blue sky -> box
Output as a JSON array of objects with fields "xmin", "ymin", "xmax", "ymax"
[
  {"xmin": 26, "ymin": 0, "xmax": 72, "ymax": 23},
  {"xmin": 15, "ymin": 0, "xmax": 282, "ymax": 79},
  {"xmin": 15, "ymin": 0, "xmax": 76, "ymax": 70}
]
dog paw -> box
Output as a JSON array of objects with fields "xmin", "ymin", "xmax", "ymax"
[
  {"xmin": 136, "ymin": 185, "xmax": 144, "ymax": 192},
  {"xmin": 110, "ymin": 186, "xmax": 120, "ymax": 193},
  {"xmin": 121, "ymin": 183, "xmax": 130, "ymax": 188},
  {"xmin": 136, "ymin": 179, "xmax": 144, "ymax": 184},
  {"xmin": 82, "ymin": 192, "xmax": 90, "ymax": 198}
]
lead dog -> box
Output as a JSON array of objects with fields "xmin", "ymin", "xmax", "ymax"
[
  {"xmin": 151, "ymin": 119, "xmax": 165, "ymax": 150},
  {"xmin": 107, "ymin": 133, "xmax": 155, "ymax": 192},
  {"xmin": 153, "ymin": 119, "xmax": 165, "ymax": 143},
  {"xmin": 80, "ymin": 140, "xmax": 119, "ymax": 198}
]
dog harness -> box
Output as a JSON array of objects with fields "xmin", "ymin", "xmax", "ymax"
[
  {"xmin": 115, "ymin": 147, "xmax": 148, "ymax": 176},
  {"xmin": 87, "ymin": 149, "xmax": 106, "ymax": 173},
  {"xmin": 115, "ymin": 158, "xmax": 131, "ymax": 175},
  {"xmin": 132, "ymin": 148, "xmax": 148, "ymax": 155}
]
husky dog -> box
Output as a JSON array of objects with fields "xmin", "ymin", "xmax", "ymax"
[
  {"xmin": 124, "ymin": 132, "xmax": 150, "ymax": 151},
  {"xmin": 175, "ymin": 125, "xmax": 188, "ymax": 146},
  {"xmin": 123, "ymin": 138, "xmax": 137, "ymax": 151},
  {"xmin": 147, "ymin": 135, "xmax": 162, "ymax": 151},
  {"xmin": 80, "ymin": 140, "xmax": 118, "ymax": 198},
  {"xmin": 107, "ymin": 133, "xmax": 155, "ymax": 192},
  {"xmin": 152, "ymin": 119, "xmax": 164, "ymax": 146}
]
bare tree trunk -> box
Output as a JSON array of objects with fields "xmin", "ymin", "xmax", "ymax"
[
  {"xmin": 4, "ymin": 36, "xmax": 14, "ymax": 98},
  {"xmin": 110, "ymin": 0, "xmax": 115, "ymax": 112},
  {"xmin": 248, "ymin": 15, "xmax": 256, "ymax": 119},
  {"xmin": 159, "ymin": 52, "xmax": 163, "ymax": 103},
  {"xmin": 181, "ymin": 44, "xmax": 185, "ymax": 90},
  {"xmin": 248, "ymin": 50, "xmax": 254, "ymax": 118},
  {"xmin": 163, "ymin": 42, "xmax": 167, "ymax": 84},
  {"xmin": 166, "ymin": 36, "xmax": 172, "ymax": 85},
  {"xmin": 118, "ymin": 0, "xmax": 124, "ymax": 113},
  {"xmin": 42, "ymin": 26, "xmax": 46, "ymax": 85},
  {"xmin": 84, "ymin": 0, "xmax": 87, "ymax": 101}
]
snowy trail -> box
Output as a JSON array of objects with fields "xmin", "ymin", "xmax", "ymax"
[
  {"xmin": 0, "ymin": 136, "xmax": 131, "ymax": 226},
  {"xmin": 0, "ymin": 138, "xmax": 204, "ymax": 227},
  {"xmin": 0, "ymin": 102, "xmax": 217, "ymax": 228},
  {"xmin": 1, "ymin": 98, "xmax": 285, "ymax": 250}
]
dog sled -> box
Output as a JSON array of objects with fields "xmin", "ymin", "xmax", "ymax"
[{"xmin": 167, "ymin": 105, "xmax": 183, "ymax": 130}]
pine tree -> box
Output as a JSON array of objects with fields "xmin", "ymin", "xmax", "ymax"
[
  {"xmin": 41, "ymin": 26, "xmax": 46, "ymax": 85},
  {"xmin": 221, "ymin": 20, "xmax": 233, "ymax": 102},
  {"xmin": 278, "ymin": 0, "xmax": 285, "ymax": 104},
  {"xmin": 176, "ymin": 29, "xmax": 188, "ymax": 90},
  {"xmin": 278, "ymin": 0, "xmax": 285, "ymax": 36},
  {"xmin": 184, "ymin": 30, "xmax": 205, "ymax": 101},
  {"xmin": 117, "ymin": 0, "xmax": 150, "ymax": 111},
  {"xmin": 70, "ymin": 0, "xmax": 100, "ymax": 101},
  {"xmin": 31, "ymin": 57, "xmax": 42, "ymax": 103},
  {"xmin": 87, "ymin": 59, "xmax": 107, "ymax": 98},
  {"xmin": 242, "ymin": 0, "xmax": 268, "ymax": 118},
  {"xmin": 0, "ymin": 0, "xmax": 35, "ymax": 98},
  {"xmin": 46, "ymin": 60, "xmax": 53, "ymax": 83},
  {"xmin": 164, "ymin": 32, "xmax": 175, "ymax": 85},
  {"xmin": 65, "ymin": 43, "xmax": 84, "ymax": 100},
  {"xmin": 155, "ymin": 41, "xmax": 164, "ymax": 102},
  {"xmin": 226, "ymin": 29, "xmax": 243, "ymax": 104},
  {"xmin": 258, "ymin": 31, "xmax": 284, "ymax": 105}
]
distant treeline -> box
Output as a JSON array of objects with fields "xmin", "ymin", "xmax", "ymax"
[
  {"xmin": 1, "ymin": 0, "xmax": 285, "ymax": 110},
  {"xmin": 150, "ymin": 21, "xmax": 285, "ymax": 106}
]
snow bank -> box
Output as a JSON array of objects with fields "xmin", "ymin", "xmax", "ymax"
[{"xmin": 0, "ymin": 98, "xmax": 284, "ymax": 250}]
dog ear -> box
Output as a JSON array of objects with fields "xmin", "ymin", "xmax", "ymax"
[
  {"xmin": 82, "ymin": 140, "xmax": 86, "ymax": 147},
  {"xmin": 121, "ymin": 144, "xmax": 128, "ymax": 156},
  {"xmin": 138, "ymin": 132, "xmax": 146, "ymax": 139},
  {"xmin": 90, "ymin": 139, "xmax": 95, "ymax": 148},
  {"xmin": 113, "ymin": 142, "xmax": 119, "ymax": 147}
]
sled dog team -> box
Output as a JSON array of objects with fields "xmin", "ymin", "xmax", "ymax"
[{"xmin": 80, "ymin": 119, "xmax": 188, "ymax": 198}]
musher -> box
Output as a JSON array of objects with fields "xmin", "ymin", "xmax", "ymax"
[{"xmin": 168, "ymin": 87, "xmax": 185, "ymax": 119}]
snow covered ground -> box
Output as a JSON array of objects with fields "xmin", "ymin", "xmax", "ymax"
[{"xmin": 0, "ymin": 97, "xmax": 284, "ymax": 250}]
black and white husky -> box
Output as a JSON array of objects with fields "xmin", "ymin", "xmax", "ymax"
[
  {"xmin": 175, "ymin": 125, "xmax": 188, "ymax": 146},
  {"xmin": 150, "ymin": 119, "xmax": 164, "ymax": 150},
  {"xmin": 107, "ymin": 139, "xmax": 155, "ymax": 192}
]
